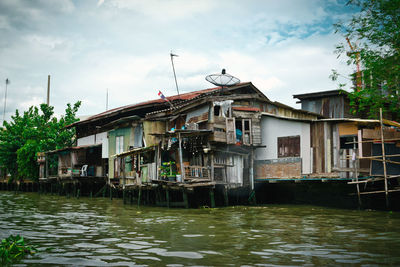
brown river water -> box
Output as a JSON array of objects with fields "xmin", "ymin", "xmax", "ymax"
[{"xmin": 1, "ymin": 191, "xmax": 400, "ymax": 266}]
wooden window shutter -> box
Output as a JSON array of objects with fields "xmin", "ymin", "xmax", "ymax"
[
  {"xmin": 242, "ymin": 119, "xmax": 252, "ymax": 145},
  {"xmin": 226, "ymin": 118, "xmax": 236, "ymax": 144}
]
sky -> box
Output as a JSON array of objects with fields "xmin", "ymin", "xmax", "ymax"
[{"xmin": 0, "ymin": 0, "xmax": 358, "ymax": 121}]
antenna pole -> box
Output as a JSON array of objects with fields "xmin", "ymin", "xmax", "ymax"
[
  {"xmin": 3, "ymin": 78, "xmax": 9, "ymax": 124},
  {"xmin": 47, "ymin": 75, "xmax": 50, "ymax": 106},
  {"xmin": 106, "ymin": 88, "xmax": 109, "ymax": 111},
  {"xmin": 170, "ymin": 52, "xmax": 180, "ymax": 96}
]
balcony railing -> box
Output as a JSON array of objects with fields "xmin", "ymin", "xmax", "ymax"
[{"xmin": 184, "ymin": 166, "xmax": 210, "ymax": 179}]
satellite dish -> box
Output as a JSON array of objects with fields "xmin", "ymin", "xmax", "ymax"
[{"xmin": 205, "ymin": 69, "xmax": 240, "ymax": 87}]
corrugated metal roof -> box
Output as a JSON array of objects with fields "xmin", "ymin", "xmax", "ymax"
[
  {"xmin": 68, "ymin": 84, "xmax": 230, "ymax": 128},
  {"xmin": 293, "ymin": 89, "xmax": 349, "ymax": 100},
  {"xmin": 146, "ymin": 82, "xmax": 254, "ymax": 116},
  {"xmin": 46, "ymin": 143, "xmax": 102, "ymax": 154},
  {"xmin": 317, "ymin": 118, "xmax": 400, "ymax": 128}
]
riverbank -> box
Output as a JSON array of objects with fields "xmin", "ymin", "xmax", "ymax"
[{"xmin": 1, "ymin": 178, "xmax": 400, "ymax": 211}]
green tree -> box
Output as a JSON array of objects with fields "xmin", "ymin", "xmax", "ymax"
[
  {"xmin": 333, "ymin": 0, "xmax": 400, "ymax": 119},
  {"xmin": 0, "ymin": 102, "xmax": 81, "ymax": 181}
]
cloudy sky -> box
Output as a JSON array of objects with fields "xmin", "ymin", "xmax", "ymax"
[{"xmin": 0, "ymin": 0, "xmax": 357, "ymax": 121}]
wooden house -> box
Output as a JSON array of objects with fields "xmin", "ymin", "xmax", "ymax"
[
  {"xmin": 293, "ymin": 89, "xmax": 353, "ymax": 118},
  {"xmin": 255, "ymin": 113, "xmax": 316, "ymax": 180},
  {"xmin": 110, "ymin": 82, "xmax": 323, "ymax": 192},
  {"xmin": 309, "ymin": 118, "xmax": 400, "ymax": 178}
]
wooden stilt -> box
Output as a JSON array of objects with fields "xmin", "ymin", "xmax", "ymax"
[
  {"xmin": 209, "ymin": 188, "xmax": 215, "ymax": 208},
  {"xmin": 109, "ymin": 185, "xmax": 113, "ymax": 200},
  {"xmin": 248, "ymin": 189, "xmax": 257, "ymax": 205},
  {"xmin": 74, "ymin": 183, "xmax": 77, "ymax": 198},
  {"xmin": 166, "ymin": 189, "xmax": 170, "ymax": 208},
  {"xmin": 236, "ymin": 189, "xmax": 239, "ymax": 205},
  {"xmin": 123, "ymin": 189, "xmax": 126, "ymax": 204},
  {"xmin": 182, "ymin": 189, "xmax": 189, "ymax": 209},
  {"xmin": 155, "ymin": 187, "xmax": 160, "ymax": 205},
  {"xmin": 77, "ymin": 188, "xmax": 80, "ymax": 199},
  {"xmin": 138, "ymin": 187, "xmax": 142, "ymax": 206},
  {"xmin": 223, "ymin": 186, "xmax": 229, "ymax": 206},
  {"xmin": 102, "ymin": 185, "xmax": 106, "ymax": 198}
]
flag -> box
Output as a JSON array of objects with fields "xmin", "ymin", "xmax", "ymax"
[{"xmin": 158, "ymin": 90, "xmax": 166, "ymax": 101}]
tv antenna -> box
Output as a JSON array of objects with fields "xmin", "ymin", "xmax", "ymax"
[
  {"xmin": 205, "ymin": 69, "xmax": 240, "ymax": 88},
  {"xmin": 170, "ymin": 52, "xmax": 180, "ymax": 96}
]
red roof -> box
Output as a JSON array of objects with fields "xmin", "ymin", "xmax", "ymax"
[
  {"xmin": 87, "ymin": 86, "xmax": 221, "ymax": 119},
  {"xmin": 70, "ymin": 83, "xmax": 250, "ymax": 127}
]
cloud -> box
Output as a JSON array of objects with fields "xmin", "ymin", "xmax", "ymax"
[
  {"xmin": 105, "ymin": 0, "xmax": 217, "ymax": 21},
  {"xmin": 0, "ymin": 0, "xmax": 357, "ymax": 121}
]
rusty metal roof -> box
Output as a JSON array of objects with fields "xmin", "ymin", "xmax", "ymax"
[
  {"xmin": 67, "ymin": 84, "xmax": 232, "ymax": 128},
  {"xmin": 46, "ymin": 143, "xmax": 102, "ymax": 154},
  {"xmin": 146, "ymin": 82, "xmax": 264, "ymax": 117}
]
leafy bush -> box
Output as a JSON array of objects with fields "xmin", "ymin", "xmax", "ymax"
[{"xmin": 0, "ymin": 235, "xmax": 36, "ymax": 265}]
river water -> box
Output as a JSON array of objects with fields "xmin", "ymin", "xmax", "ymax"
[{"xmin": 1, "ymin": 191, "xmax": 400, "ymax": 266}]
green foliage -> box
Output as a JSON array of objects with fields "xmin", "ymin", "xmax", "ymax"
[
  {"xmin": 0, "ymin": 102, "xmax": 81, "ymax": 181},
  {"xmin": 333, "ymin": 0, "xmax": 400, "ymax": 119},
  {"xmin": 0, "ymin": 235, "xmax": 36, "ymax": 265}
]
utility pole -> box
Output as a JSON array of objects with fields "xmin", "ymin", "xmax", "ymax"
[
  {"xmin": 47, "ymin": 75, "xmax": 50, "ymax": 105},
  {"xmin": 170, "ymin": 52, "xmax": 180, "ymax": 96},
  {"xmin": 2, "ymin": 78, "xmax": 10, "ymax": 124}
]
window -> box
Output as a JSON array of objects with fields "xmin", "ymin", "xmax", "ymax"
[
  {"xmin": 340, "ymin": 135, "xmax": 358, "ymax": 149},
  {"xmin": 278, "ymin": 135, "xmax": 300, "ymax": 158},
  {"xmin": 116, "ymin": 136, "xmax": 124, "ymax": 154},
  {"xmin": 235, "ymin": 119, "xmax": 252, "ymax": 145}
]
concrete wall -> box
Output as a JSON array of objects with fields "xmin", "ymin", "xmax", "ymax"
[{"xmin": 256, "ymin": 116, "xmax": 311, "ymax": 176}]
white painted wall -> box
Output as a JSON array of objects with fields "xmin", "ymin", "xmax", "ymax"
[
  {"xmin": 256, "ymin": 116, "xmax": 311, "ymax": 174},
  {"xmin": 77, "ymin": 135, "xmax": 95, "ymax": 146},
  {"xmin": 77, "ymin": 131, "xmax": 109, "ymax": 159}
]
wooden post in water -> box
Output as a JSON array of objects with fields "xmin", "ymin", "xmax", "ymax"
[
  {"xmin": 223, "ymin": 186, "xmax": 229, "ymax": 206},
  {"xmin": 73, "ymin": 182, "xmax": 77, "ymax": 198},
  {"xmin": 209, "ymin": 188, "xmax": 215, "ymax": 208},
  {"xmin": 166, "ymin": 188, "xmax": 170, "ymax": 208},
  {"xmin": 138, "ymin": 187, "xmax": 142, "ymax": 206},
  {"xmin": 380, "ymin": 108, "xmax": 389, "ymax": 208},
  {"xmin": 123, "ymin": 189, "xmax": 126, "ymax": 204},
  {"xmin": 182, "ymin": 188, "xmax": 189, "ymax": 208}
]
